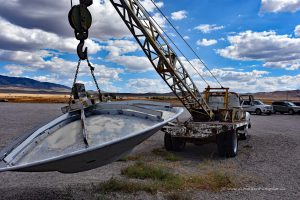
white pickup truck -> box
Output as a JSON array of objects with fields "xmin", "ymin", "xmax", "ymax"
[{"xmin": 241, "ymin": 99, "xmax": 273, "ymax": 115}]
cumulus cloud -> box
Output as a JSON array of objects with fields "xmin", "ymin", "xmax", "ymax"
[
  {"xmin": 217, "ymin": 30, "xmax": 300, "ymax": 70},
  {"xmin": 260, "ymin": 0, "xmax": 300, "ymax": 13},
  {"xmin": 194, "ymin": 24, "xmax": 224, "ymax": 34},
  {"xmin": 295, "ymin": 25, "xmax": 300, "ymax": 37},
  {"xmin": 0, "ymin": 0, "xmax": 165, "ymax": 39},
  {"xmin": 2, "ymin": 51, "xmax": 124, "ymax": 88},
  {"xmin": 151, "ymin": 12, "xmax": 167, "ymax": 29},
  {"xmin": 197, "ymin": 39, "xmax": 218, "ymax": 46},
  {"xmin": 208, "ymin": 69, "xmax": 269, "ymax": 82},
  {"xmin": 139, "ymin": 0, "xmax": 164, "ymax": 12},
  {"xmin": 104, "ymin": 39, "xmax": 153, "ymax": 72},
  {"xmin": 0, "ymin": 0, "xmax": 131, "ymax": 39},
  {"xmin": 126, "ymin": 78, "xmax": 169, "ymax": 93},
  {"xmin": 219, "ymin": 74, "xmax": 300, "ymax": 93},
  {"xmin": 0, "ymin": 17, "xmax": 101, "ymax": 54},
  {"xmin": 171, "ymin": 10, "xmax": 187, "ymax": 20}
]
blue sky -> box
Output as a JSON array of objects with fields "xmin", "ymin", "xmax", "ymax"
[{"xmin": 0, "ymin": 0, "xmax": 299, "ymax": 93}]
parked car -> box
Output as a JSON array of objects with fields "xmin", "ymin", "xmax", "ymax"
[
  {"xmin": 272, "ymin": 101, "xmax": 300, "ymax": 115},
  {"xmin": 241, "ymin": 99, "xmax": 273, "ymax": 115}
]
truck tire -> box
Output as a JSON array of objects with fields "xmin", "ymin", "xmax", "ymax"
[
  {"xmin": 164, "ymin": 133, "xmax": 173, "ymax": 151},
  {"xmin": 217, "ymin": 130, "xmax": 238, "ymax": 157},
  {"xmin": 172, "ymin": 138, "xmax": 186, "ymax": 151},
  {"xmin": 256, "ymin": 109, "xmax": 262, "ymax": 115},
  {"xmin": 288, "ymin": 109, "xmax": 294, "ymax": 115},
  {"xmin": 225, "ymin": 130, "xmax": 238, "ymax": 157},
  {"xmin": 216, "ymin": 133, "xmax": 226, "ymax": 157}
]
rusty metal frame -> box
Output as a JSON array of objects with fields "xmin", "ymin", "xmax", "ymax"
[
  {"xmin": 109, "ymin": 0, "xmax": 213, "ymax": 120},
  {"xmin": 204, "ymin": 87, "xmax": 230, "ymax": 109}
]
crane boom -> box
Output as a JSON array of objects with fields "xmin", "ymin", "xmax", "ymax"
[{"xmin": 109, "ymin": 0, "xmax": 213, "ymax": 121}]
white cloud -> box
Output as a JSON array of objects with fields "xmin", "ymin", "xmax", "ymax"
[
  {"xmin": 105, "ymin": 40, "xmax": 140, "ymax": 56},
  {"xmin": 151, "ymin": 12, "xmax": 167, "ymax": 28},
  {"xmin": 295, "ymin": 25, "xmax": 300, "ymax": 37},
  {"xmin": 197, "ymin": 39, "xmax": 218, "ymax": 46},
  {"xmin": 126, "ymin": 78, "xmax": 169, "ymax": 93},
  {"xmin": 2, "ymin": 53, "xmax": 124, "ymax": 88},
  {"xmin": 108, "ymin": 55, "xmax": 153, "ymax": 72},
  {"xmin": 260, "ymin": 0, "xmax": 300, "ymax": 13},
  {"xmin": 220, "ymin": 74, "xmax": 300, "ymax": 93},
  {"xmin": 208, "ymin": 69, "xmax": 269, "ymax": 82},
  {"xmin": 217, "ymin": 30, "xmax": 300, "ymax": 70},
  {"xmin": 4, "ymin": 65, "xmax": 31, "ymax": 76},
  {"xmin": 104, "ymin": 39, "xmax": 153, "ymax": 72},
  {"xmin": 0, "ymin": 17, "xmax": 101, "ymax": 54},
  {"xmin": 194, "ymin": 24, "xmax": 224, "ymax": 34},
  {"xmin": 139, "ymin": 0, "xmax": 164, "ymax": 12},
  {"xmin": 32, "ymin": 75, "xmax": 60, "ymax": 83},
  {"xmin": 0, "ymin": 0, "xmax": 131, "ymax": 39},
  {"xmin": 263, "ymin": 60, "xmax": 300, "ymax": 71},
  {"xmin": 171, "ymin": 10, "xmax": 187, "ymax": 20},
  {"xmin": 183, "ymin": 36, "xmax": 190, "ymax": 40}
]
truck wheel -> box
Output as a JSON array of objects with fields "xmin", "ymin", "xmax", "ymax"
[
  {"xmin": 216, "ymin": 133, "xmax": 226, "ymax": 157},
  {"xmin": 172, "ymin": 138, "xmax": 186, "ymax": 151},
  {"xmin": 217, "ymin": 130, "xmax": 238, "ymax": 157},
  {"xmin": 225, "ymin": 130, "xmax": 238, "ymax": 157},
  {"xmin": 248, "ymin": 123, "xmax": 252, "ymax": 129},
  {"xmin": 164, "ymin": 133, "xmax": 173, "ymax": 151},
  {"xmin": 288, "ymin": 110, "xmax": 294, "ymax": 115},
  {"xmin": 256, "ymin": 109, "xmax": 262, "ymax": 115}
]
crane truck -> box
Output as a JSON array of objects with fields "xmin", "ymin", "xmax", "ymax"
[{"xmin": 79, "ymin": 0, "xmax": 251, "ymax": 157}]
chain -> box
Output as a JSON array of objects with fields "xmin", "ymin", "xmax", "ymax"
[
  {"xmin": 87, "ymin": 58, "xmax": 103, "ymax": 102},
  {"xmin": 68, "ymin": 59, "xmax": 81, "ymax": 106},
  {"xmin": 68, "ymin": 0, "xmax": 102, "ymax": 105}
]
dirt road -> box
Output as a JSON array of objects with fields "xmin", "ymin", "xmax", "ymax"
[{"xmin": 0, "ymin": 103, "xmax": 299, "ymax": 200}]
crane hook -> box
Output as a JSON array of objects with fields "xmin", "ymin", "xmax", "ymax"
[
  {"xmin": 77, "ymin": 40, "xmax": 88, "ymax": 60},
  {"xmin": 69, "ymin": 0, "xmax": 93, "ymax": 60}
]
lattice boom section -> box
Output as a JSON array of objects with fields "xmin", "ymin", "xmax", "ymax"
[{"xmin": 110, "ymin": 0, "xmax": 212, "ymax": 119}]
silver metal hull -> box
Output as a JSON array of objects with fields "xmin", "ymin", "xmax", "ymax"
[{"xmin": 0, "ymin": 101, "xmax": 183, "ymax": 173}]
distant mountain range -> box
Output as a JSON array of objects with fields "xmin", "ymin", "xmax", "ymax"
[
  {"xmin": 0, "ymin": 75, "xmax": 299, "ymax": 99},
  {"xmin": 0, "ymin": 75, "xmax": 70, "ymax": 94},
  {"xmin": 249, "ymin": 90, "xmax": 300, "ymax": 99}
]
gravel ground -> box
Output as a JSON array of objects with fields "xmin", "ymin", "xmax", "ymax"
[{"xmin": 0, "ymin": 103, "xmax": 299, "ymax": 200}]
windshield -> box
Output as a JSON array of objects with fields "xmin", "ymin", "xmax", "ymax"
[
  {"xmin": 254, "ymin": 100, "xmax": 264, "ymax": 105},
  {"xmin": 287, "ymin": 102, "xmax": 296, "ymax": 106}
]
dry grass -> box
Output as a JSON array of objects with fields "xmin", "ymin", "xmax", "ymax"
[
  {"xmin": 2, "ymin": 92, "xmax": 297, "ymax": 105},
  {"xmin": 96, "ymin": 178, "xmax": 158, "ymax": 194},
  {"xmin": 121, "ymin": 161, "xmax": 178, "ymax": 182},
  {"xmin": 0, "ymin": 93, "xmax": 69, "ymax": 103},
  {"xmin": 105, "ymin": 161, "xmax": 238, "ymax": 194},
  {"xmin": 186, "ymin": 171, "xmax": 236, "ymax": 191},
  {"xmin": 152, "ymin": 148, "xmax": 181, "ymax": 162},
  {"xmin": 118, "ymin": 155, "xmax": 141, "ymax": 162}
]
